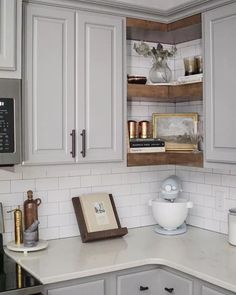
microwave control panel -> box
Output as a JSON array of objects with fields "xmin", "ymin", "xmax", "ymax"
[{"xmin": 0, "ymin": 98, "xmax": 14, "ymax": 153}]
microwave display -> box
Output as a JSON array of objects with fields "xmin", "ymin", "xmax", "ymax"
[{"xmin": 0, "ymin": 98, "xmax": 14, "ymax": 153}]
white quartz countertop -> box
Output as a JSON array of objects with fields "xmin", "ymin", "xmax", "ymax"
[{"xmin": 5, "ymin": 226, "xmax": 236, "ymax": 292}]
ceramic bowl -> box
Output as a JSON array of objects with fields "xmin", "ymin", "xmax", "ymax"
[{"xmin": 149, "ymin": 198, "xmax": 193, "ymax": 230}]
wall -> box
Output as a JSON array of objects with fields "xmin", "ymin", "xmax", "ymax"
[
  {"xmin": 128, "ymin": 38, "xmax": 236, "ymax": 235},
  {"xmin": 0, "ymin": 164, "xmax": 174, "ymax": 244},
  {"xmin": 1, "ymin": 38, "xmax": 235, "ymax": 245}
]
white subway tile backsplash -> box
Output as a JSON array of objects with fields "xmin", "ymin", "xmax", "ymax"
[
  {"xmin": 59, "ymin": 176, "xmax": 81, "ymax": 189},
  {"xmin": 59, "ymin": 201, "xmax": 74, "ymax": 214},
  {"xmin": 204, "ymin": 219, "xmax": 220, "ymax": 232},
  {"xmin": 122, "ymin": 173, "xmax": 141, "ymax": 184},
  {"xmin": 59, "ymin": 225, "xmax": 79, "ymax": 238},
  {"xmin": 101, "ymin": 174, "xmax": 123, "ymax": 186},
  {"xmin": 0, "ymin": 193, "xmax": 23, "ymax": 206},
  {"xmin": 131, "ymin": 183, "xmax": 150, "ymax": 194},
  {"xmin": 121, "ymin": 216, "xmax": 140, "ymax": 228},
  {"xmin": 36, "ymin": 178, "xmax": 58, "ymax": 191},
  {"xmin": 81, "ymin": 175, "xmax": 102, "ymax": 187},
  {"xmin": 11, "ymin": 179, "xmax": 35, "ymax": 193},
  {"xmin": 0, "ymin": 169, "xmax": 22, "ymax": 180},
  {"xmin": 40, "ymin": 227, "xmax": 60, "ymax": 240},
  {"xmin": 38, "ymin": 202, "xmax": 59, "ymax": 216},
  {"xmin": 0, "ymin": 181, "xmax": 10, "ymax": 195},
  {"xmin": 205, "ymin": 173, "xmax": 222, "ymax": 185},
  {"xmin": 196, "ymin": 183, "xmax": 212, "ymax": 196},
  {"xmin": 222, "ymin": 175, "xmax": 236, "ymax": 187},
  {"xmin": 70, "ymin": 187, "xmax": 92, "ymax": 198},
  {"xmin": 47, "ymin": 190, "xmax": 70, "ymax": 202},
  {"xmin": 182, "ymin": 181, "xmax": 197, "ymax": 193}
]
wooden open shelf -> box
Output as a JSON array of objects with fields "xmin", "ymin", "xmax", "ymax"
[
  {"xmin": 127, "ymin": 151, "xmax": 203, "ymax": 167},
  {"xmin": 127, "ymin": 82, "xmax": 203, "ymax": 103},
  {"xmin": 127, "ymin": 14, "xmax": 202, "ymax": 44}
]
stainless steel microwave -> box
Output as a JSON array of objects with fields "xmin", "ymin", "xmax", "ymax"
[{"xmin": 0, "ymin": 79, "xmax": 21, "ymax": 165}]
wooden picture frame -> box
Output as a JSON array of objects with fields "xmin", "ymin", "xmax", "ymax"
[
  {"xmin": 72, "ymin": 193, "xmax": 128, "ymax": 243},
  {"xmin": 152, "ymin": 113, "xmax": 198, "ymax": 151}
]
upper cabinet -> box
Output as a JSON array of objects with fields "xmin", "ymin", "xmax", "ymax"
[
  {"xmin": 76, "ymin": 12, "xmax": 124, "ymax": 163},
  {"xmin": 23, "ymin": 3, "xmax": 124, "ymax": 165},
  {"xmin": 23, "ymin": 4, "xmax": 76, "ymax": 164},
  {"xmin": 204, "ymin": 3, "xmax": 236, "ymax": 165},
  {"xmin": 0, "ymin": 0, "xmax": 22, "ymax": 78}
]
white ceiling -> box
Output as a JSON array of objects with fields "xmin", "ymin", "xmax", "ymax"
[{"xmin": 106, "ymin": 0, "xmax": 204, "ymax": 11}]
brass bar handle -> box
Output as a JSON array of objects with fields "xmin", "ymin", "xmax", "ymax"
[
  {"xmin": 80, "ymin": 129, "xmax": 86, "ymax": 158},
  {"xmin": 70, "ymin": 129, "xmax": 76, "ymax": 158}
]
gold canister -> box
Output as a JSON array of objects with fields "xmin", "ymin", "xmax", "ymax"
[
  {"xmin": 195, "ymin": 55, "xmax": 203, "ymax": 73},
  {"xmin": 8, "ymin": 206, "xmax": 23, "ymax": 245},
  {"xmin": 128, "ymin": 120, "xmax": 137, "ymax": 139},
  {"xmin": 184, "ymin": 56, "xmax": 197, "ymax": 76},
  {"xmin": 139, "ymin": 120, "xmax": 149, "ymax": 139}
]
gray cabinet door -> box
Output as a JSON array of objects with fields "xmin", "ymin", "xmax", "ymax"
[
  {"xmin": 117, "ymin": 269, "xmax": 159, "ymax": 295},
  {"xmin": 159, "ymin": 269, "xmax": 193, "ymax": 295},
  {"xmin": 23, "ymin": 4, "xmax": 76, "ymax": 164},
  {"xmin": 201, "ymin": 285, "xmax": 233, "ymax": 295},
  {"xmin": 204, "ymin": 3, "xmax": 236, "ymax": 164},
  {"xmin": 0, "ymin": 0, "xmax": 21, "ymax": 78},
  {"xmin": 76, "ymin": 11, "xmax": 124, "ymax": 163},
  {"xmin": 48, "ymin": 280, "xmax": 105, "ymax": 295}
]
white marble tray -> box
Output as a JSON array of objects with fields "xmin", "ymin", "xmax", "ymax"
[{"xmin": 7, "ymin": 239, "xmax": 48, "ymax": 254}]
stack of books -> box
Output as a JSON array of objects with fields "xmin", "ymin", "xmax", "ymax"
[{"xmin": 129, "ymin": 138, "xmax": 165, "ymax": 153}]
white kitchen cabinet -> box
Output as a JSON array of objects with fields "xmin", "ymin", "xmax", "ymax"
[
  {"xmin": 201, "ymin": 285, "xmax": 234, "ymax": 295},
  {"xmin": 23, "ymin": 4, "xmax": 76, "ymax": 164},
  {"xmin": 204, "ymin": 2, "xmax": 236, "ymax": 164},
  {"xmin": 117, "ymin": 269, "xmax": 159, "ymax": 295},
  {"xmin": 23, "ymin": 3, "xmax": 124, "ymax": 165},
  {"xmin": 0, "ymin": 0, "xmax": 22, "ymax": 78},
  {"xmin": 76, "ymin": 11, "xmax": 124, "ymax": 163},
  {"xmin": 47, "ymin": 279, "xmax": 105, "ymax": 295},
  {"xmin": 159, "ymin": 269, "xmax": 193, "ymax": 295}
]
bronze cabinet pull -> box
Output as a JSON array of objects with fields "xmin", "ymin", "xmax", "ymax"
[
  {"xmin": 70, "ymin": 129, "xmax": 76, "ymax": 158},
  {"xmin": 80, "ymin": 129, "xmax": 86, "ymax": 158},
  {"xmin": 139, "ymin": 286, "xmax": 149, "ymax": 291},
  {"xmin": 164, "ymin": 287, "xmax": 174, "ymax": 293}
]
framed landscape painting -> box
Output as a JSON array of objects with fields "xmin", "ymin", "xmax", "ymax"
[{"xmin": 152, "ymin": 113, "xmax": 199, "ymax": 151}]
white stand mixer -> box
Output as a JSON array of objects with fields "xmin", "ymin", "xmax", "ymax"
[{"xmin": 149, "ymin": 175, "xmax": 193, "ymax": 235}]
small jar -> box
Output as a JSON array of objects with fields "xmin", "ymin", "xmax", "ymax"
[
  {"xmin": 195, "ymin": 55, "xmax": 203, "ymax": 74},
  {"xmin": 228, "ymin": 208, "xmax": 236, "ymax": 246},
  {"xmin": 184, "ymin": 56, "xmax": 197, "ymax": 76},
  {"xmin": 139, "ymin": 121, "xmax": 149, "ymax": 139},
  {"xmin": 128, "ymin": 120, "xmax": 137, "ymax": 139}
]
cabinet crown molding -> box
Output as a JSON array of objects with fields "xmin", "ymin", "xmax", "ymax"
[{"xmin": 23, "ymin": 0, "xmax": 236, "ymax": 22}]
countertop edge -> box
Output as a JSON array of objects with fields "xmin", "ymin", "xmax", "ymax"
[{"xmin": 5, "ymin": 250, "xmax": 236, "ymax": 293}]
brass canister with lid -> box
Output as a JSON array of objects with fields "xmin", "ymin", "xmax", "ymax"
[
  {"xmin": 24, "ymin": 190, "xmax": 41, "ymax": 241},
  {"xmin": 128, "ymin": 120, "xmax": 137, "ymax": 139},
  {"xmin": 139, "ymin": 120, "xmax": 150, "ymax": 139}
]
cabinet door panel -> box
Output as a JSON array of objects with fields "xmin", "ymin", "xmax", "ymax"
[
  {"xmin": 159, "ymin": 269, "xmax": 193, "ymax": 295},
  {"xmin": 48, "ymin": 280, "xmax": 104, "ymax": 295},
  {"xmin": 117, "ymin": 269, "xmax": 159, "ymax": 295},
  {"xmin": 24, "ymin": 4, "xmax": 75, "ymax": 164},
  {"xmin": 0, "ymin": 0, "xmax": 21, "ymax": 78},
  {"xmin": 205, "ymin": 3, "xmax": 236, "ymax": 163},
  {"xmin": 202, "ymin": 285, "xmax": 231, "ymax": 295},
  {"xmin": 77, "ymin": 12, "xmax": 124, "ymax": 162}
]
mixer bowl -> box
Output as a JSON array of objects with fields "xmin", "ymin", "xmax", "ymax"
[{"xmin": 149, "ymin": 198, "xmax": 193, "ymax": 230}]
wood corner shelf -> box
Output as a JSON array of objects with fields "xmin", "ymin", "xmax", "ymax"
[
  {"xmin": 127, "ymin": 151, "xmax": 203, "ymax": 167},
  {"xmin": 126, "ymin": 14, "xmax": 202, "ymax": 44},
  {"xmin": 127, "ymin": 82, "xmax": 203, "ymax": 103}
]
